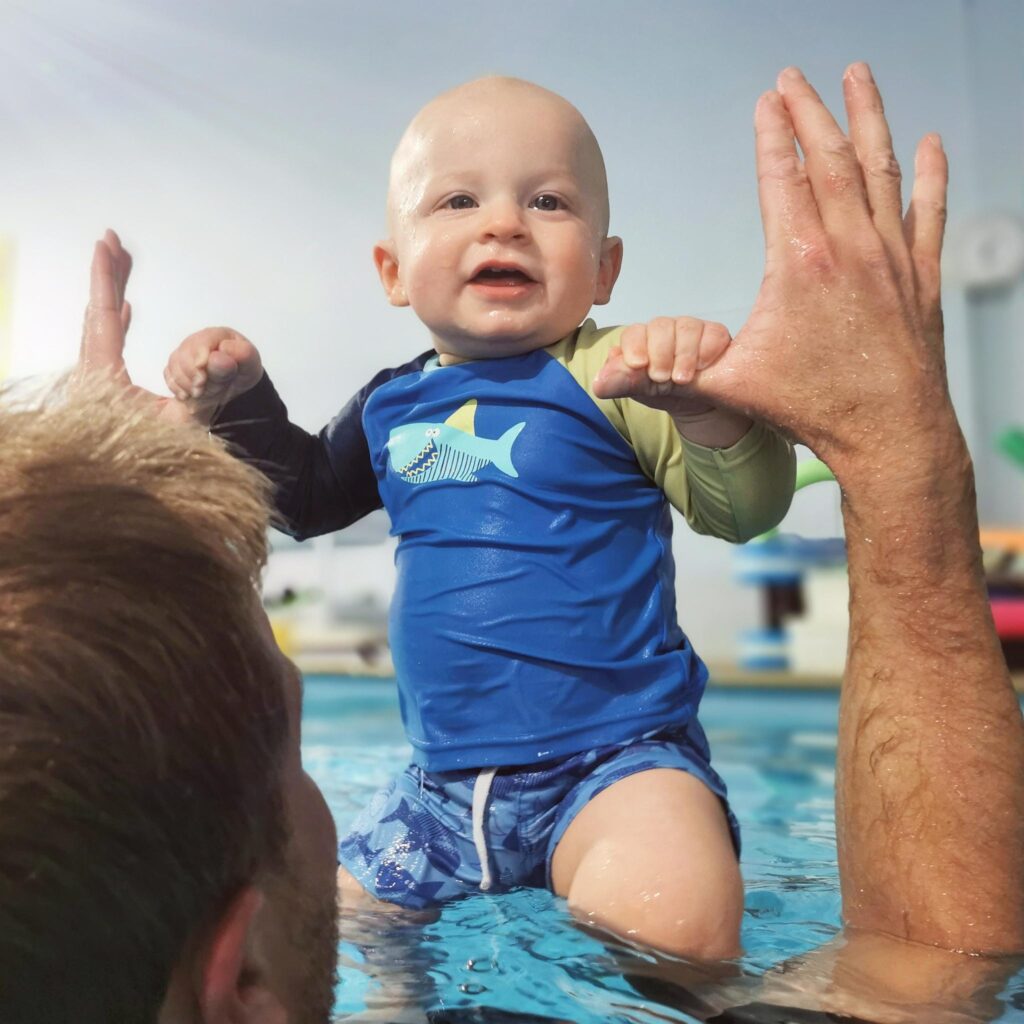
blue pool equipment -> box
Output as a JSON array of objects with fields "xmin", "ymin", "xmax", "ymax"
[
  {"xmin": 736, "ymin": 626, "xmax": 791, "ymax": 670},
  {"xmin": 734, "ymin": 459, "xmax": 844, "ymax": 671}
]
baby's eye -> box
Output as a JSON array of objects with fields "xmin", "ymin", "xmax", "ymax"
[
  {"xmin": 444, "ymin": 195, "xmax": 477, "ymax": 210},
  {"xmin": 529, "ymin": 194, "xmax": 564, "ymax": 212}
]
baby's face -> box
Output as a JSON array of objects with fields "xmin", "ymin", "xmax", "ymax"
[{"xmin": 375, "ymin": 80, "xmax": 622, "ymax": 361}]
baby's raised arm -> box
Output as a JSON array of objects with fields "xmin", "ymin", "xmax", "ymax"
[{"xmin": 164, "ymin": 327, "xmax": 264, "ymax": 426}]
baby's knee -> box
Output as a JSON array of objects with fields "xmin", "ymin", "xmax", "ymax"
[
  {"xmin": 638, "ymin": 905, "xmax": 742, "ymax": 962},
  {"xmin": 568, "ymin": 877, "xmax": 743, "ymax": 962}
]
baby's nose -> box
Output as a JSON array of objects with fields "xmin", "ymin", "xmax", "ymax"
[{"xmin": 481, "ymin": 199, "xmax": 529, "ymax": 241}]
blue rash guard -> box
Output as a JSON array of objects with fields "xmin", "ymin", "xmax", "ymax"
[{"xmin": 212, "ymin": 320, "xmax": 795, "ymax": 771}]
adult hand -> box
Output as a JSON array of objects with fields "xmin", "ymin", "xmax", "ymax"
[
  {"xmin": 595, "ymin": 63, "xmax": 951, "ymax": 483},
  {"xmin": 77, "ymin": 229, "xmax": 192, "ymax": 423}
]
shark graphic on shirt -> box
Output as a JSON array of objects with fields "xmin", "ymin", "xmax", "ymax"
[{"xmin": 386, "ymin": 399, "xmax": 525, "ymax": 485}]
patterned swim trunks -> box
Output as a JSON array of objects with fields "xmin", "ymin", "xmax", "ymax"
[{"xmin": 337, "ymin": 718, "xmax": 740, "ymax": 910}]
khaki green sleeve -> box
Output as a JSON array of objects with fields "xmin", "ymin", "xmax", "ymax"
[{"xmin": 549, "ymin": 319, "xmax": 796, "ymax": 543}]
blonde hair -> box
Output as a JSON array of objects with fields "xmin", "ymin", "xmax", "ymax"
[{"xmin": 0, "ymin": 376, "xmax": 286, "ymax": 1021}]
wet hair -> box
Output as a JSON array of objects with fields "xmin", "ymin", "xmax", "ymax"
[{"xmin": 0, "ymin": 377, "xmax": 287, "ymax": 1022}]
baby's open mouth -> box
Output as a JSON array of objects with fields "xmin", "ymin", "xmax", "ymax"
[{"xmin": 470, "ymin": 267, "xmax": 536, "ymax": 286}]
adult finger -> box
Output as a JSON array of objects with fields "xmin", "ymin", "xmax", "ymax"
[
  {"xmin": 904, "ymin": 133, "xmax": 948, "ymax": 316},
  {"xmin": 80, "ymin": 239, "xmax": 128, "ymax": 379},
  {"xmin": 695, "ymin": 321, "xmax": 732, "ymax": 371},
  {"xmin": 104, "ymin": 228, "xmax": 133, "ymax": 307},
  {"xmin": 777, "ymin": 67, "xmax": 874, "ymax": 239},
  {"xmin": 205, "ymin": 348, "xmax": 241, "ymax": 385},
  {"xmin": 592, "ymin": 346, "xmax": 650, "ymax": 400},
  {"xmin": 754, "ymin": 89, "xmax": 825, "ymax": 261},
  {"xmin": 843, "ymin": 64, "xmax": 905, "ymax": 251},
  {"xmin": 216, "ymin": 332, "xmax": 257, "ymax": 366}
]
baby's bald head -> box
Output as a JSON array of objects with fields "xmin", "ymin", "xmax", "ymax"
[
  {"xmin": 386, "ymin": 76, "xmax": 610, "ymax": 238},
  {"xmin": 373, "ymin": 76, "xmax": 624, "ymax": 361}
]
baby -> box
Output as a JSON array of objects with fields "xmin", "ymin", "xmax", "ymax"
[{"xmin": 166, "ymin": 77, "xmax": 795, "ymax": 960}]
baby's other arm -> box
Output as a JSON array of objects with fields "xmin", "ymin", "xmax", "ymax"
[
  {"xmin": 209, "ymin": 355, "xmax": 433, "ymax": 540},
  {"xmin": 211, "ymin": 374, "xmax": 374, "ymax": 540},
  {"xmin": 163, "ymin": 327, "xmax": 382, "ymax": 538}
]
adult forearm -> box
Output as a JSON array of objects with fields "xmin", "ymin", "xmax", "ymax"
[{"xmin": 833, "ymin": 421, "xmax": 1024, "ymax": 952}]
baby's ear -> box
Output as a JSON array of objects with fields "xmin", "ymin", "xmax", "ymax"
[
  {"xmin": 373, "ymin": 241, "xmax": 409, "ymax": 307},
  {"xmin": 594, "ymin": 236, "xmax": 624, "ymax": 305}
]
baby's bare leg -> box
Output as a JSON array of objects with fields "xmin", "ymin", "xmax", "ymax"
[
  {"xmin": 337, "ymin": 863, "xmax": 430, "ymax": 914},
  {"xmin": 550, "ymin": 768, "xmax": 743, "ymax": 962},
  {"xmin": 336, "ymin": 865, "xmax": 441, "ymax": 1022}
]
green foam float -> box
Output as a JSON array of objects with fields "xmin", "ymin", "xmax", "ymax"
[
  {"xmin": 754, "ymin": 458, "xmax": 836, "ymax": 543},
  {"xmin": 997, "ymin": 427, "xmax": 1024, "ymax": 474}
]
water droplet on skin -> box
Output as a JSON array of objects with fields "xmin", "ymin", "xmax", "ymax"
[{"xmin": 459, "ymin": 983, "xmax": 488, "ymax": 995}]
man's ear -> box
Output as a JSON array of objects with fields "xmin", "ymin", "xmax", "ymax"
[
  {"xmin": 373, "ymin": 241, "xmax": 409, "ymax": 307},
  {"xmin": 593, "ymin": 236, "xmax": 624, "ymax": 305},
  {"xmin": 190, "ymin": 886, "xmax": 287, "ymax": 1024}
]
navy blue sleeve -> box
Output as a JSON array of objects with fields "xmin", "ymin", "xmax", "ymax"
[{"xmin": 211, "ymin": 353, "xmax": 432, "ymax": 540}]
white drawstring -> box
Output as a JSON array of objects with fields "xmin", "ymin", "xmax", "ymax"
[{"xmin": 471, "ymin": 767, "xmax": 498, "ymax": 891}]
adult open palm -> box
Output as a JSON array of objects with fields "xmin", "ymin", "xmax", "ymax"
[
  {"xmin": 596, "ymin": 65, "xmax": 952, "ymax": 481},
  {"xmin": 77, "ymin": 229, "xmax": 192, "ymax": 423}
]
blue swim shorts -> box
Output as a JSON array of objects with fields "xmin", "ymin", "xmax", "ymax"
[{"xmin": 337, "ymin": 719, "xmax": 740, "ymax": 910}]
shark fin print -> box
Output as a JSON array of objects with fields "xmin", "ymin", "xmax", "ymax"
[
  {"xmin": 444, "ymin": 399, "xmax": 477, "ymax": 435},
  {"xmin": 490, "ymin": 422, "xmax": 525, "ymax": 479},
  {"xmin": 387, "ymin": 402, "xmax": 526, "ymax": 485}
]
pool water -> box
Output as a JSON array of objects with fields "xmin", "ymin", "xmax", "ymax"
[{"xmin": 302, "ymin": 680, "xmax": 1024, "ymax": 1023}]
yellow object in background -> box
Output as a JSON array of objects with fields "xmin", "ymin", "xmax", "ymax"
[
  {"xmin": 270, "ymin": 618, "xmax": 296, "ymax": 658},
  {"xmin": 0, "ymin": 239, "xmax": 13, "ymax": 384}
]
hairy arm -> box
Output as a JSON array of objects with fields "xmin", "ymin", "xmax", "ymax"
[
  {"xmin": 836, "ymin": 428, "xmax": 1024, "ymax": 951},
  {"xmin": 597, "ymin": 63, "xmax": 1024, "ymax": 955}
]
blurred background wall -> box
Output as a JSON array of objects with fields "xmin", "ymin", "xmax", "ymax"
[{"xmin": 2, "ymin": 0, "xmax": 1021, "ymax": 661}]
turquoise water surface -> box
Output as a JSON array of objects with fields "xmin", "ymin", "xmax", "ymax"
[{"xmin": 302, "ymin": 680, "xmax": 1024, "ymax": 1023}]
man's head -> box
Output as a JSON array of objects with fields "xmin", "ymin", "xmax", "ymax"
[
  {"xmin": 0, "ymin": 379, "xmax": 337, "ymax": 1023},
  {"xmin": 374, "ymin": 76, "xmax": 623, "ymax": 361}
]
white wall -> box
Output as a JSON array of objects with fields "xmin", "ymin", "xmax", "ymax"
[
  {"xmin": 3, "ymin": 0, "xmax": 1020, "ymax": 659},
  {"xmin": 957, "ymin": 1, "xmax": 1024, "ymax": 525}
]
